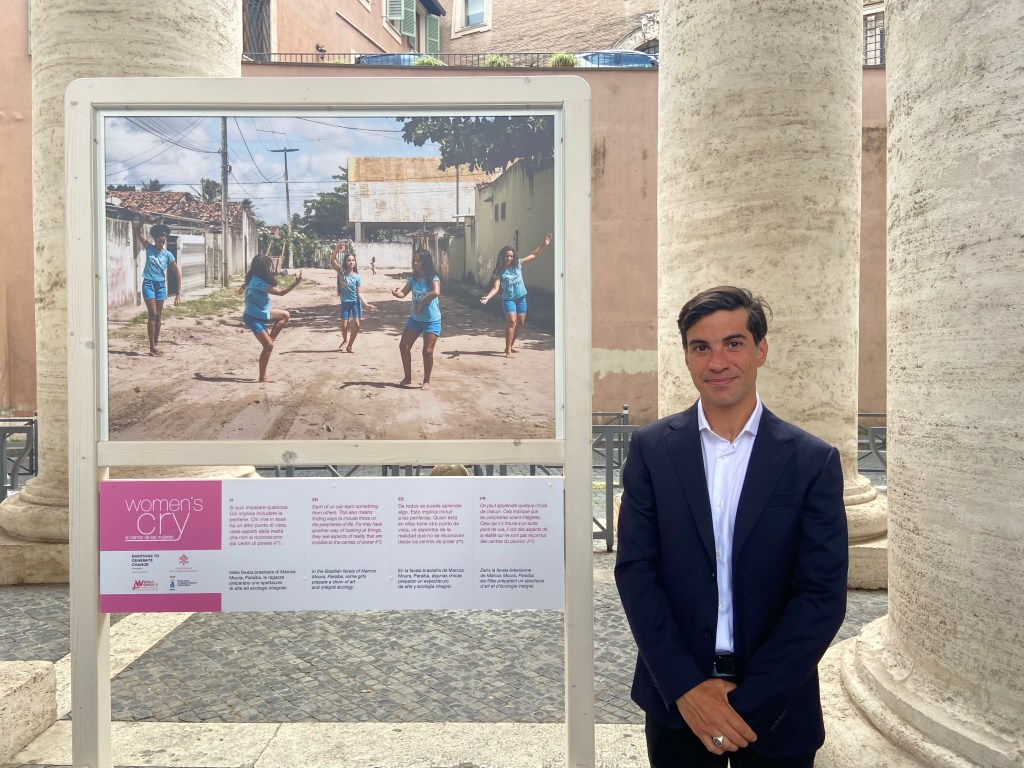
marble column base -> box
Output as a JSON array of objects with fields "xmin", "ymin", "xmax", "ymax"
[
  {"xmin": 846, "ymin": 492, "xmax": 888, "ymax": 589},
  {"xmin": 0, "ymin": 479, "xmax": 70, "ymax": 541},
  {"xmin": 0, "ymin": 527, "xmax": 68, "ymax": 585},
  {"xmin": 0, "ymin": 661, "xmax": 56, "ymax": 764},
  {"xmin": 848, "ymin": 534, "xmax": 887, "ymax": 590},
  {"xmin": 819, "ymin": 619, "xmax": 1020, "ymax": 768}
]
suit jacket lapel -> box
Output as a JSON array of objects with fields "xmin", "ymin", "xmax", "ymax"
[
  {"xmin": 734, "ymin": 408, "xmax": 793, "ymax": 557},
  {"xmin": 665, "ymin": 405, "xmax": 716, "ymax": 562}
]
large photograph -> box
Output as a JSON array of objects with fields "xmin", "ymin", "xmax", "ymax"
[{"xmin": 102, "ymin": 112, "xmax": 558, "ymax": 442}]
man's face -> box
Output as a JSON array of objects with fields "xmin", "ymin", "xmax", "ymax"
[
  {"xmin": 683, "ymin": 308, "xmax": 767, "ymax": 413},
  {"xmin": 154, "ymin": 234, "xmax": 168, "ymax": 249}
]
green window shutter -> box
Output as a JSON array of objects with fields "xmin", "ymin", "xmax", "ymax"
[
  {"xmin": 386, "ymin": 0, "xmax": 403, "ymax": 21},
  {"xmin": 401, "ymin": 0, "xmax": 416, "ymax": 37},
  {"xmin": 426, "ymin": 15, "xmax": 440, "ymax": 55}
]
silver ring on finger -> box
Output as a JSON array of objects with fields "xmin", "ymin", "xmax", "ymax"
[{"xmin": 712, "ymin": 735, "xmax": 725, "ymax": 747}]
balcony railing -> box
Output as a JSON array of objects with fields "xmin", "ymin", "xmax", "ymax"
[{"xmin": 244, "ymin": 51, "xmax": 617, "ymax": 68}]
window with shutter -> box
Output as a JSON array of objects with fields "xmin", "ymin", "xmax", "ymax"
[
  {"xmin": 426, "ymin": 15, "xmax": 440, "ymax": 55},
  {"xmin": 385, "ymin": 0, "xmax": 403, "ymax": 21},
  {"xmin": 401, "ymin": 0, "xmax": 416, "ymax": 37}
]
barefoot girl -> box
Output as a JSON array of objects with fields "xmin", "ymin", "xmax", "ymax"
[
  {"xmin": 391, "ymin": 249, "xmax": 440, "ymax": 390},
  {"xmin": 479, "ymin": 233, "xmax": 552, "ymax": 357},
  {"xmin": 241, "ymin": 253, "xmax": 302, "ymax": 382},
  {"xmin": 133, "ymin": 221, "xmax": 182, "ymax": 356},
  {"xmin": 330, "ymin": 241, "xmax": 377, "ymax": 352}
]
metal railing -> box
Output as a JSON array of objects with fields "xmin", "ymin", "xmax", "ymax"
[
  {"xmin": 2, "ymin": 417, "xmax": 38, "ymax": 498},
  {"xmin": 245, "ymin": 51, "xmax": 624, "ymax": 68},
  {"xmin": 592, "ymin": 406, "xmax": 637, "ymax": 552},
  {"xmin": 262, "ymin": 406, "xmax": 640, "ymax": 552},
  {"xmin": 857, "ymin": 412, "xmax": 887, "ymax": 469}
]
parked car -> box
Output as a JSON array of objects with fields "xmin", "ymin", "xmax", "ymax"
[
  {"xmin": 355, "ymin": 53, "xmax": 445, "ymax": 66},
  {"xmin": 574, "ymin": 50, "xmax": 658, "ymax": 68}
]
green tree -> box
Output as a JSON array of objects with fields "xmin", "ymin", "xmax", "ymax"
[
  {"xmin": 106, "ymin": 184, "xmax": 136, "ymax": 192},
  {"xmin": 200, "ymin": 177, "xmax": 222, "ymax": 202},
  {"xmin": 142, "ymin": 179, "xmax": 164, "ymax": 191},
  {"xmin": 298, "ymin": 169, "xmax": 350, "ymax": 240},
  {"xmin": 397, "ymin": 115, "xmax": 554, "ymax": 174}
]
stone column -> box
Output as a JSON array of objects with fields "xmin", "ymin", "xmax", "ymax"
[
  {"xmin": 657, "ymin": 0, "xmax": 886, "ymax": 586},
  {"xmin": 821, "ymin": 1, "xmax": 1024, "ymax": 765},
  {"xmin": 0, "ymin": 0, "xmax": 250, "ymax": 576}
]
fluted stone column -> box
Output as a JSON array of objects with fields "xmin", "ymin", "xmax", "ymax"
[
  {"xmin": 657, "ymin": 0, "xmax": 886, "ymax": 586},
  {"xmin": 820, "ymin": 2, "xmax": 1024, "ymax": 765},
  {"xmin": 0, "ymin": 0, "xmax": 252, "ymax": 577}
]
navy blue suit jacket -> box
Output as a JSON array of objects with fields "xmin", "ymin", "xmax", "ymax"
[{"xmin": 614, "ymin": 404, "xmax": 848, "ymax": 758}]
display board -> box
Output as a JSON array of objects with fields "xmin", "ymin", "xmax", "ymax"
[
  {"xmin": 99, "ymin": 476, "xmax": 564, "ymax": 612},
  {"xmin": 66, "ymin": 75, "xmax": 592, "ymax": 768}
]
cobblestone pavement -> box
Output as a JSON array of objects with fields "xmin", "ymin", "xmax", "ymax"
[{"xmin": 1, "ymin": 553, "xmax": 886, "ymax": 728}]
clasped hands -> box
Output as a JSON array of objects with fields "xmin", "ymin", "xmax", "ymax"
[{"xmin": 676, "ymin": 678, "xmax": 757, "ymax": 755}]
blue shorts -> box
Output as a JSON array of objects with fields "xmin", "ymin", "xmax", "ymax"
[
  {"xmin": 502, "ymin": 296, "xmax": 527, "ymax": 315},
  {"xmin": 340, "ymin": 301, "xmax": 362, "ymax": 320},
  {"xmin": 405, "ymin": 317, "xmax": 441, "ymax": 337},
  {"xmin": 142, "ymin": 279, "xmax": 167, "ymax": 301},
  {"xmin": 242, "ymin": 313, "xmax": 268, "ymax": 335}
]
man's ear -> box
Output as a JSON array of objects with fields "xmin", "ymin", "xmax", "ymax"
[{"xmin": 756, "ymin": 337, "xmax": 768, "ymax": 367}]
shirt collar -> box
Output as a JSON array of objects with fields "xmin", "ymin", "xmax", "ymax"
[{"xmin": 697, "ymin": 395, "xmax": 763, "ymax": 442}]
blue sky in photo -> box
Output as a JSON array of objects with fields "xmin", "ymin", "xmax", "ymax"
[{"xmin": 104, "ymin": 115, "xmax": 443, "ymax": 225}]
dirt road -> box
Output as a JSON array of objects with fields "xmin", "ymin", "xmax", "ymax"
[{"xmin": 106, "ymin": 268, "xmax": 556, "ymax": 442}]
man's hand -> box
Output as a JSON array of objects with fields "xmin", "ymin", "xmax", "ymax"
[{"xmin": 676, "ymin": 679, "xmax": 757, "ymax": 755}]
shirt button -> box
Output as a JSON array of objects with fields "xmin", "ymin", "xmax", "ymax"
[
  {"xmin": 716, "ymin": 550, "xmax": 721, "ymax": 558},
  {"xmin": 717, "ymin": 501, "xmax": 724, "ymax": 509}
]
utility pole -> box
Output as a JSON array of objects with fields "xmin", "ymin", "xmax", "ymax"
[
  {"xmin": 220, "ymin": 117, "xmax": 230, "ymax": 287},
  {"xmin": 271, "ymin": 147, "xmax": 299, "ymax": 269}
]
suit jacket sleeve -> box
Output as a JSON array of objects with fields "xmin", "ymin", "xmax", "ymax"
[
  {"xmin": 728, "ymin": 445, "xmax": 848, "ymax": 730},
  {"xmin": 614, "ymin": 429, "xmax": 708, "ymax": 712}
]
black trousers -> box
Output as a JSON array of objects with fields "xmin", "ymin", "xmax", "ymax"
[{"xmin": 645, "ymin": 717, "xmax": 815, "ymax": 768}]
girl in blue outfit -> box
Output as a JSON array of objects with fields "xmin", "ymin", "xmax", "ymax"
[
  {"xmin": 391, "ymin": 249, "xmax": 441, "ymax": 390},
  {"xmin": 241, "ymin": 253, "xmax": 303, "ymax": 382},
  {"xmin": 480, "ymin": 233, "xmax": 552, "ymax": 357},
  {"xmin": 133, "ymin": 221, "xmax": 183, "ymax": 356},
  {"xmin": 330, "ymin": 241, "xmax": 377, "ymax": 353}
]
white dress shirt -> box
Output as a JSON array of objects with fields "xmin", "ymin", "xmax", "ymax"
[{"xmin": 696, "ymin": 395, "xmax": 763, "ymax": 654}]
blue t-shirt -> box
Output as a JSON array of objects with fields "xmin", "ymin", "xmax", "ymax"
[
  {"xmin": 338, "ymin": 272, "xmax": 361, "ymax": 303},
  {"xmin": 407, "ymin": 275, "xmax": 440, "ymax": 323},
  {"xmin": 142, "ymin": 243, "xmax": 175, "ymax": 282},
  {"xmin": 495, "ymin": 260, "xmax": 526, "ymax": 300},
  {"xmin": 244, "ymin": 276, "xmax": 272, "ymax": 320}
]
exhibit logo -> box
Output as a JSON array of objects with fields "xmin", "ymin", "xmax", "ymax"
[{"xmin": 100, "ymin": 480, "xmax": 222, "ymax": 551}]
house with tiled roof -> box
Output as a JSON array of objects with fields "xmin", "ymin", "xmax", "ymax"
[{"xmin": 104, "ymin": 190, "xmax": 259, "ymax": 309}]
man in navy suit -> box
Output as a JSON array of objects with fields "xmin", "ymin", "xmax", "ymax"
[{"xmin": 615, "ymin": 286, "xmax": 848, "ymax": 767}]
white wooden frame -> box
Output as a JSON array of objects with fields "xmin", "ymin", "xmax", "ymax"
[{"xmin": 66, "ymin": 76, "xmax": 592, "ymax": 768}]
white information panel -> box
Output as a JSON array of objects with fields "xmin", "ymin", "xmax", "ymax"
[{"xmin": 99, "ymin": 476, "xmax": 564, "ymax": 612}]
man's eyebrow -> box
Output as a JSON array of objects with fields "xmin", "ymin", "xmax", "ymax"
[{"xmin": 687, "ymin": 333, "xmax": 748, "ymax": 348}]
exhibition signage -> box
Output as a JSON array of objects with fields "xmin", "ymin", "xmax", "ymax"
[{"xmin": 99, "ymin": 476, "xmax": 564, "ymax": 613}]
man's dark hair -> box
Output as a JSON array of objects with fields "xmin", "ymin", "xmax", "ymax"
[
  {"xmin": 677, "ymin": 286, "xmax": 772, "ymax": 345},
  {"xmin": 151, "ymin": 224, "xmax": 170, "ymax": 238}
]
